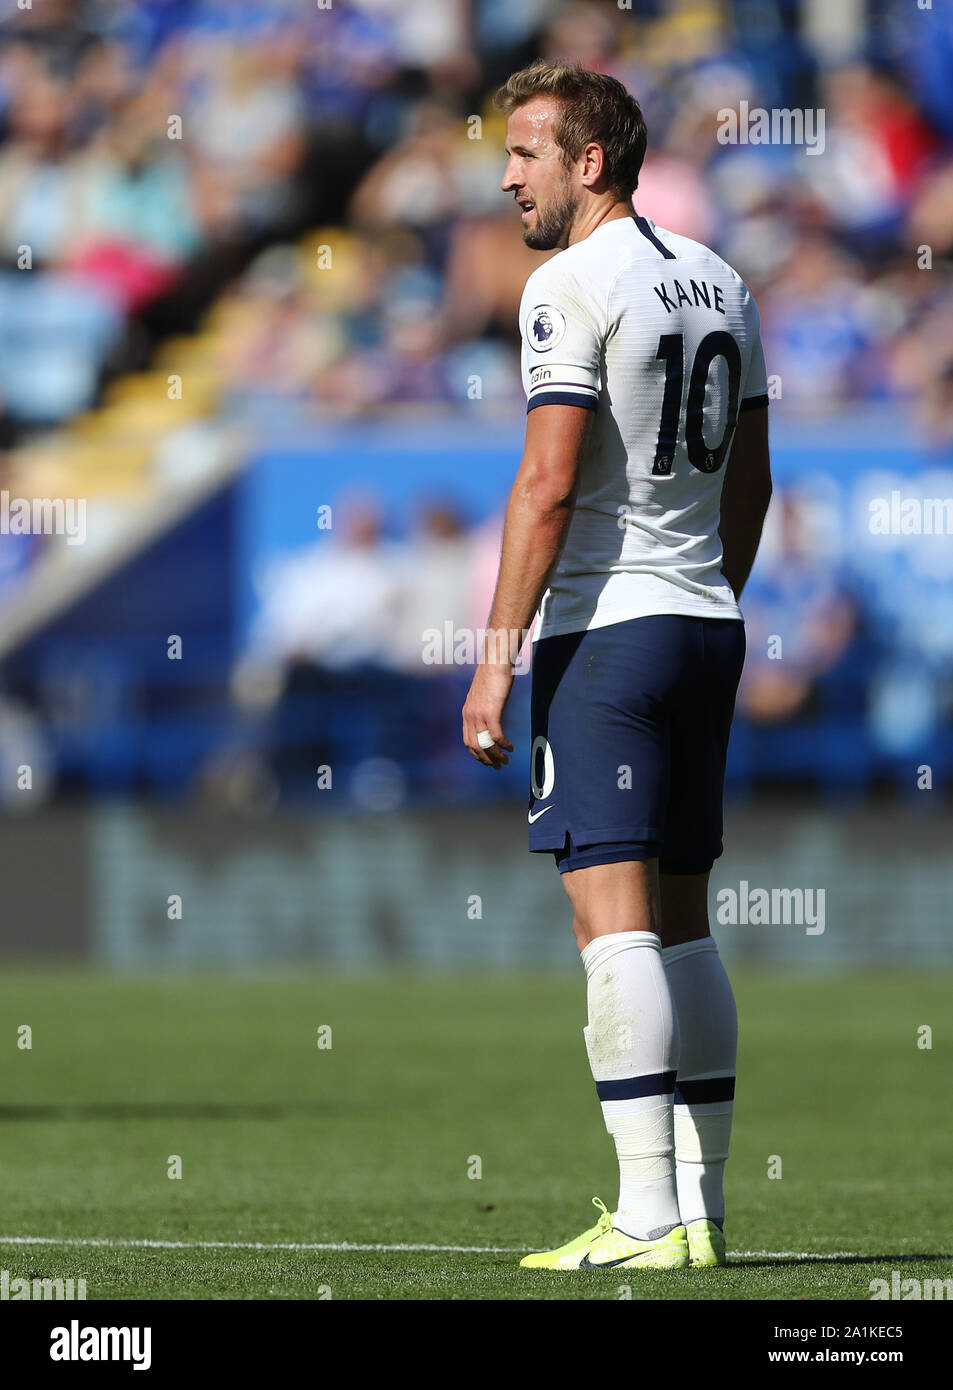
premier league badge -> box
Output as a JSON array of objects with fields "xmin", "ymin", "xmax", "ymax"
[{"xmin": 528, "ymin": 304, "xmax": 567, "ymax": 352}]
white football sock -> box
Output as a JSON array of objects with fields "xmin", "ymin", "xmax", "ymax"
[
  {"xmin": 662, "ymin": 936, "xmax": 737, "ymax": 1227},
  {"xmin": 580, "ymin": 930, "xmax": 681, "ymax": 1240}
]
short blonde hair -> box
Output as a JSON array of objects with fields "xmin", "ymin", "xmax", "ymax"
[{"xmin": 494, "ymin": 60, "xmax": 647, "ymax": 199}]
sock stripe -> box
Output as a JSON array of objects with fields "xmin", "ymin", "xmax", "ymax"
[
  {"xmin": 674, "ymin": 1076, "xmax": 736, "ymax": 1105},
  {"xmin": 596, "ymin": 1070, "xmax": 676, "ymax": 1103}
]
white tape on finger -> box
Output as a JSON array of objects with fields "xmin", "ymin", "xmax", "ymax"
[{"xmin": 477, "ymin": 730, "xmax": 497, "ymax": 750}]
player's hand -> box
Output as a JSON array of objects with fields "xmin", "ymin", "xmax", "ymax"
[{"xmin": 462, "ymin": 664, "xmax": 515, "ymax": 769}]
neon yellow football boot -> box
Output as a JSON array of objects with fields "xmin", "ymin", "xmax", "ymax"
[
  {"xmin": 520, "ymin": 1198, "xmax": 690, "ymax": 1270},
  {"xmin": 686, "ymin": 1217, "xmax": 727, "ymax": 1267}
]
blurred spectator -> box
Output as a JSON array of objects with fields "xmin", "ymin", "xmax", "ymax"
[
  {"xmin": 238, "ymin": 496, "xmax": 405, "ymax": 684},
  {"xmin": 807, "ymin": 64, "xmax": 940, "ymax": 252},
  {"xmin": 229, "ymin": 494, "xmax": 410, "ymax": 796},
  {"xmin": 0, "ymin": 54, "xmax": 101, "ymax": 264},
  {"xmin": 760, "ymin": 234, "xmax": 873, "ymax": 407},
  {"xmin": 0, "ymin": 268, "xmax": 122, "ymax": 425},
  {"xmin": 390, "ymin": 501, "xmax": 477, "ymax": 674},
  {"xmin": 185, "ymin": 38, "xmax": 309, "ymax": 238},
  {"xmin": 738, "ymin": 494, "xmax": 857, "ymax": 724}
]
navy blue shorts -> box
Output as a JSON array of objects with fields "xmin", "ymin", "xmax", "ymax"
[{"xmin": 528, "ymin": 615, "xmax": 745, "ymax": 875}]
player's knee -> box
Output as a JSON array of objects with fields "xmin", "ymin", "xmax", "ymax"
[
  {"xmin": 571, "ymin": 915, "xmax": 588, "ymax": 952},
  {"xmin": 571, "ymin": 906, "xmax": 658, "ymax": 948},
  {"xmin": 659, "ymin": 868, "xmax": 711, "ymax": 947}
]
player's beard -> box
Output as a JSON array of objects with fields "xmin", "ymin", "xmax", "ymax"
[{"xmin": 522, "ymin": 182, "xmax": 579, "ymax": 251}]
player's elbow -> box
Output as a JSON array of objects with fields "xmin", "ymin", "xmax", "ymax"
[
  {"xmin": 728, "ymin": 450, "xmax": 772, "ymax": 515},
  {"xmin": 515, "ymin": 458, "xmax": 578, "ymax": 512}
]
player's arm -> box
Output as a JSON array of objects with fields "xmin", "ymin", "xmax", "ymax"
[
  {"xmin": 718, "ymin": 403, "xmax": 772, "ymax": 600},
  {"xmin": 462, "ymin": 403, "xmax": 591, "ymax": 768},
  {"xmin": 490, "ymin": 402, "xmax": 590, "ymax": 644}
]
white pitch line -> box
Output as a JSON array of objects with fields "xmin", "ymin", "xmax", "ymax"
[
  {"xmin": 733, "ymin": 1250, "xmax": 861, "ymax": 1260},
  {"xmin": 0, "ymin": 1235, "xmax": 911, "ymax": 1260},
  {"xmin": 0, "ymin": 1236, "xmax": 519, "ymax": 1255}
]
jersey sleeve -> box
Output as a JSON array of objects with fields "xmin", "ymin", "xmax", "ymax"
[
  {"xmin": 740, "ymin": 308, "xmax": 769, "ymax": 411},
  {"xmin": 519, "ymin": 261, "xmax": 604, "ymax": 413}
]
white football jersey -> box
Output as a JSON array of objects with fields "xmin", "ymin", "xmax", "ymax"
[{"xmin": 519, "ymin": 214, "xmax": 768, "ymax": 639}]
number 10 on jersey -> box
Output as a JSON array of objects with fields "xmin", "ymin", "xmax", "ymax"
[{"xmin": 652, "ymin": 330, "xmax": 742, "ymax": 477}]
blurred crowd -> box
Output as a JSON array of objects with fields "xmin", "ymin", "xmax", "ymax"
[
  {"xmin": 217, "ymin": 462, "xmax": 953, "ymax": 811},
  {"xmin": 0, "ymin": 0, "xmax": 320, "ymax": 437},
  {"xmin": 0, "ymin": 0, "xmax": 951, "ymax": 442},
  {"xmin": 1, "ymin": 0, "xmax": 952, "ymax": 807},
  {"xmin": 226, "ymin": 495, "xmax": 503, "ymax": 807}
]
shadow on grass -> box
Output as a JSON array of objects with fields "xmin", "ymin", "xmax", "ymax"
[
  {"xmin": 732, "ymin": 1253, "xmax": 952, "ymax": 1269},
  {"xmin": 0, "ymin": 1101, "xmax": 346, "ymax": 1121}
]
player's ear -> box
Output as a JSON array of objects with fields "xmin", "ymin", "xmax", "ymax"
[{"xmin": 580, "ymin": 140, "xmax": 606, "ymax": 189}]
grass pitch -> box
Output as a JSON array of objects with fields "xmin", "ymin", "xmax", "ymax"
[{"xmin": 0, "ymin": 969, "xmax": 950, "ymax": 1300}]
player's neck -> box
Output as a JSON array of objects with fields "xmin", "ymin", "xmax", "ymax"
[{"xmin": 566, "ymin": 199, "xmax": 633, "ymax": 248}]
